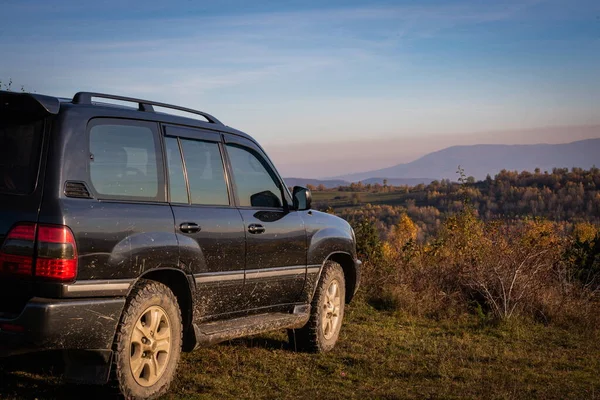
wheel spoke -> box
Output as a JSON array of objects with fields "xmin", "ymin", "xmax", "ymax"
[
  {"xmin": 135, "ymin": 319, "xmax": 152, "ymax": 339},
  {"xmin": 333, "ymin": 296, "xmax": 341, "ymax": 308},
  {"xmin": 131, "ymin": 324, "xmax": 145, "ymax": 345},
  {"xmin": 131, "ymin": 356, "xmax": 145, "ymax": 379},
  {"xmin": 321, "ymin": 311, "xmax": 329, "ymax": 329},
  {"xmin": 149, "ymin": 308, "xmax": 162, "ymax": 335},
  {"xmin": 147, "ymin": 355, "xmax": 158, "ymax": 380},
  {"xmin": 155, "ymin": 320, "xmax": 170, "ymax": 340},
  {"xmin": 328, "ymin": 282, "xmax": 337, "ymax": 298},
  {"xmin": 324, "ymin": 319, "xmax": 332, "ymax": 336},
  {"xmin": 155, "ymin": 338, "xmax": 170, "ymax": 354}
]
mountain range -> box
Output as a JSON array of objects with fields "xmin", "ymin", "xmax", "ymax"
[{"xmin": 284, "ymin": 138, "xmax": 600, "ymax": 188}]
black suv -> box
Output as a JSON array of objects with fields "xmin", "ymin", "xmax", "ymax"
[{"xmin": 0, "ymin": 91, "xmax": 360, "ymax": 399}]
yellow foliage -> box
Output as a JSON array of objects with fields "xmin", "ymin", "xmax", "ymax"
[
  {"xmin": 521, "ymin": 219, "xmax": 562, "ymax": 249},
  {"xmin": 389, "ymin": 213, "xmax": 418, "ymax": 250},
  {"xmin": 573, "ymin": 222, "xmax": 597, "ymax": 243},
  {"xmin": 382, "ymin": 242, "xmax": 396, "ymax": 260}
]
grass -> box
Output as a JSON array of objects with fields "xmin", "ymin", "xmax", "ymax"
[
  {"xmin": 1, "ymin": 300, "xmax": 598, "ymax": 399},
  {"xmin": 312, "ymin": 190, "xmax": 415, "ymax": 209}
]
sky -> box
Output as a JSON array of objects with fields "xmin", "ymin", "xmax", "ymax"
[{"xmin": 1, "ymin": 0, "xmax": 599, "ymax": 177}]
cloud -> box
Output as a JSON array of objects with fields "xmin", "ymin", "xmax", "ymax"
[
  {"xmin": 2, "ymin": 0, "xmax": 598, "ymax": 179},
  {"xmin": 2, "ymin": 0, "xmax": 546, "ymax": 94}
]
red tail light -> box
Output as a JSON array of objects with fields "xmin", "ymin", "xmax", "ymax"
[
  {"xmin": 6, "ymin": 224, "xmax": 36, "ymax": 241},
  {"xmin": 0, "ymin": 223, "xmax": 78, "ymax": 282},
  {"xmin": 0, "ymin": 323, "xmax": 25, "ymax": 333},
  {"xmin": 0, "ymin": 223, "xmax": 35, "ymax": 276},
  {"xmin": 35, "ymin": 225, "xmax": 78, "ymax": 281}
]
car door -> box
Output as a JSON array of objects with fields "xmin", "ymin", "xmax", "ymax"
[
  {"xmin": 223, "ymin": 135, "xmax": 307, "ymax": 310},
  {"xmin": 164, "ymin": 125, "xmax": 246, "ymax": 319}
]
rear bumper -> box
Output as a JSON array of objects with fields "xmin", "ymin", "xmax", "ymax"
[{"xmin": 0, "ymin": 297, "xmax": 125, "ymax": 357}]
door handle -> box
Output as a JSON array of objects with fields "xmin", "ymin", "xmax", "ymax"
[
  {"xmin": 180, "ymin": 222, "xmax": 201, "ymax": 233},
  {"xmin": 248, "ymin": 223, "xmax": 265, "ymax": 234}
]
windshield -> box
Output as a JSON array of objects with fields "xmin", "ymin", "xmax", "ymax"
[{"xmin": 0, "ymin": 119, "xmax": 44, "ymax": 195}]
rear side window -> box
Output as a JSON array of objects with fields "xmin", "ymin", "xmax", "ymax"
[
  {"xmin": 89, "ymin": 122, "xmax": 162, "ymax": 200},
  {"xmin": 0, "ymin": 120, "xmax": 43, "ymax": 195},
  {"xmin": 179, "ymin": 139, "xmax": 229, "ymax": 206}
]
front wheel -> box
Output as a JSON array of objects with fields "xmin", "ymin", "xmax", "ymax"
[
  {"xmin": 289, "ymin": 261, "xmax": 345, "ymax": 352},
  {"xmin": 113, "ymin": 279, "xmax": 182, "ymax": 400}
]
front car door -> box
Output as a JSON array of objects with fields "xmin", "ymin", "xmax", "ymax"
[
  {"xmin": 223, "ymin": 135, "xmax": 307, "ymax": 310},
  {"xmin": 164, "ymin": 126, "xmax": 246, "ymax": 320}
]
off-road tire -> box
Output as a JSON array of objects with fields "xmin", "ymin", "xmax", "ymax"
[
  {"xmin": 288, "ymin": 261, "xmax": 345, "ymax": 353},
  {"xmin": 113, "ymin": 279, "xmax": 182, "ymax": 400}
]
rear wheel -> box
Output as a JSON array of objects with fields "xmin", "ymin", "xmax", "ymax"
[
  {"xmin": 288, "ymin": 261, "xmax": 345, "ymax": 352},
  {"xmin": 113, "ymin": 280, "xmax": 182, "ymax": 399}
]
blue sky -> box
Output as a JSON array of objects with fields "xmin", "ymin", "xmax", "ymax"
[{"xmin": 1, "ymin": 0, "xmax": 599, "ymax": 176}]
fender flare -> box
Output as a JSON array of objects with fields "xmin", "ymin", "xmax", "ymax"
[{"xmin": 308, "ymin": 251, "xmax": 358, "ymax": 304}]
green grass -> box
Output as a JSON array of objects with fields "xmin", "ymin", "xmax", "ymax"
[
  {"xmin": 165, "ymin": 302, "xmax": 599, "ymax": 399},
  {"xmin": 1, "ymin": 301, "xmax": 598, "ymax": 399},
  {"xmin": 312, "ymin": 190, "xmax": 432, "ymax": 210},
  {"xmin": 313, "ymin": 191, "xmax": 411, "ymax": 208}
]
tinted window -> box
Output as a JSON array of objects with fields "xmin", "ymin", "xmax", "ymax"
[
  {"xmin": 0, "ymin": 120, "xmax": 43, "ymax": 195},
  {"xmin": 90, "ymin": 123, "xmax": 160, "ymax": 199},
  {"xmin": 226, "ymin": 144, "xmax": 283, "ymax": 208},
  {"xmin": 180, "ymin": 139, "xmax": 229, "ymax": 206},
  {"xmin": 165, "ymin": 137, "xmax": 189, "ymax": 203}
]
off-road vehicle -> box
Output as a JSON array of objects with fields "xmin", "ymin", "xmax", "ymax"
[{"xmin": 0, "ymin": 91, "xmax": 361, "ymax": 398}]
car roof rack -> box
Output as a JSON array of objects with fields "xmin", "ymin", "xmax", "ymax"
[{"xmin": 72, "ymin": 92, "xmax": 223, "ymax": 125}]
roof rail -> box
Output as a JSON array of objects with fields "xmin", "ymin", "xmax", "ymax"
[{"xmin": 72, "ymin": 92, "xmax": 223, "ymax": 125}]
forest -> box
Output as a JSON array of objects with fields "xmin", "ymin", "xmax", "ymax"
[
  {"xmin": 310, "ymin": 167, "xmax": 599, "ymax": 328},
  {"xmin": 310, "ymin": 167, "xmax": 600, "ymax": 240}
]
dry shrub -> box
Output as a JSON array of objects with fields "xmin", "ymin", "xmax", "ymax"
[
  {"xmin": 364, "ymin": 212, "xmax": 472, "ymax": 318},
  {"xmin": 459, "ymin": 219, "xmax": 564, "ymax": 320},
  {"xmin": 562, "ymin": 225, "xmax": 600, "ymax": 292},
  {"xmin": 359, "ymin": 207, "xmax": 599, "ymax": 329}
]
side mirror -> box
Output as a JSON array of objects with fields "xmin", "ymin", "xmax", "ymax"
[{"xmin": 292, "ymin": 186, "xmax": 312, "ymax": 211}]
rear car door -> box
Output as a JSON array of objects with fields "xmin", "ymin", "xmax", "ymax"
[
  {"xmin": 164, "ymin": 126, "xmax": 247, "ymax": 319},
  {"xmin": 223, "ymin": 136, "xmax": 307, "ymax": 310},
  {"xmin": 65, "ymin": 118, "xmax": 180, "ymax": 282}
]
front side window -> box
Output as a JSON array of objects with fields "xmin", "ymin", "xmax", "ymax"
[
  {"xmin": 180, "ymin": 139, "xmax": 229, "ymax": 206},
  {"xmin": 226, "ymin": 144, "xmax": 283, "ymax": 208},
  {"xmin": 89, "ymin": 123, "xmax": 160, "ymax": 199}
]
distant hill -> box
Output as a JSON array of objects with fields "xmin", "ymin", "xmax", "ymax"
[
  {"xmin": 284, "ymin": 177, "xmax": 434, "ymax": 189},
  {"xmin": 337, "ymin": 138, "xmax": 600, "ymax": 182}
]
